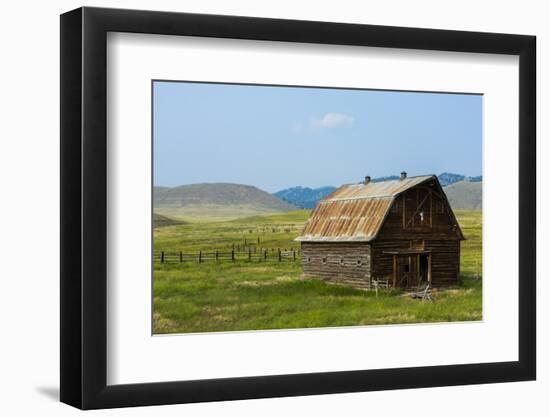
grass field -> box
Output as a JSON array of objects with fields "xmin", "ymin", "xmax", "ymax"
[{"xmin": 153, "ymin": 210, "xmax": 482, "ymax": 334}]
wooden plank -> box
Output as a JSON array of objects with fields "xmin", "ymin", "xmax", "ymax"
[
  {"xmin": 404, "ymin": 193, "xmax": 407, "ymax": 229},
  {"xmin": 300, "ymin": 242, "xmax": 372, "ymax": 289},
  {"xmin": 392, "ymin": 255, "xmax": 397, "ymax": 287},
  {"xmin": 405, "ymin": 192, "xmax": 430, "ymax": 228},
  {"xmin": 428, "ymin": 252, "xmax": 432, "ymax": 283},
  {"xmin": 431, "ymin": 190, "xmax": 434, "ymax": 227}
]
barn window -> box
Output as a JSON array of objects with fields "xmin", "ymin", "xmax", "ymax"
[
  {"xmin": 322, "ymin": 257, "xmax": 327, "ymax": 264},
  {"xmin": 339, "ymin": 257, "xmax": 344, "ymax": 265},
  {"xmin": 403, "ymin": 264, "xmax": 410, "ymax": 273},
  {"xmin": 410, "ymin": 240, "xmax": 424, "ymax": 250},
  {"xmin": 307, "ymin": 257, "xmax": 311, "ymax": 263},
  {"xmin": 357, "ymin": 259, "xmax": 362, "ymax": 266}
]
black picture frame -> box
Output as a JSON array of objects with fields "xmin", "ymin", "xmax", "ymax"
[{"xmin": 60, "ymin": 6, "xmax": 536, "ymax": 410}]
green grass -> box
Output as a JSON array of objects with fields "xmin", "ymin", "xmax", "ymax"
[
  {"xmin": 153, "ymin": 212, "xmax": 185, "ymax": 228},
  {"xmin": 153, "ymin": 209, "xmax": 482, "ymax": 334},
  {"xmin": 153, "ymin": 209, "xmax": 308, "ymax": 253},
  {"xmin": 155, "ymin": 204, "xmax": 298, "ymax": 223}
]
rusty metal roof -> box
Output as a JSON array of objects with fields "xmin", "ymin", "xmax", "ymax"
[
  {"xmin": 326, "ymin": 175, "xmax": 435, "ymax": 200},
  {"xmin": 295, "ymin": 175, "xmax": 435, "ymax": 242}
]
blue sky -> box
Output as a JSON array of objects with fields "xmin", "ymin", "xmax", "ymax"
[{"xmin": 153, "ymin": 81, "xmax": 482, "ymax": 193}]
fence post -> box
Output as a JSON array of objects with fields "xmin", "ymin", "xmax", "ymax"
[
  {"xmin": 231, "ymin": 249, "xmax": 235, "ymax": 261},
  {"xmin": 264, "ymin": 249, "xmax": 267, "ymax": 261},
  {"xmin": 257, "ymin": 237, "xmax": 260, "ymax": 244},
  {"xmin": 179, "ymin": 251, "xmax": 182, "ymax": 263},
  {"xmin": 278, "ymin": 248, "xmax": 281, "ymax": 262},
  {"xmin": 248, "ymin": 247, "xmax": 251, "ymax": 261},
  {"xmin": 161, "ymin": 251, "xmax": 164, "ymax": 263},
  {"xmin": 198, "ymin": 250, "xmax": 202, "ymax": 264},
  {"xmin": 293, "ymin": 249, "xmax": 296, "ymax": 261},
  {"xmin": 215, "ymin": 250, "xmax": 218, "ymax": 261}
]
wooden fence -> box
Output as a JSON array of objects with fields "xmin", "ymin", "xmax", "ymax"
[{"xmin": 154, "ymin": 248, "xmax": 301, "ymax": 264}]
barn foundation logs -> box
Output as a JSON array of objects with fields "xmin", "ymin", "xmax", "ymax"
[{"xmin": 300, "ymin": 242, "xmax": 371, "ymax": 289}]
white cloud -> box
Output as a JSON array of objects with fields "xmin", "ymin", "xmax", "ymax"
[{"xmin": 311, "ymin": 112, "xmax": 354, "ymax": 129}]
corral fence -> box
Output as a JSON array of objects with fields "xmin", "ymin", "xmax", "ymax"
[{"xmin": 154, "ymin": 248, "xmax": 302, "ymax": 264}]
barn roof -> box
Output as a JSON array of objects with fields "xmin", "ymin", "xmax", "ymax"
[
  {"xmin": 326, "ymin": 175, "xmax": 434, "ymax": 200},
  {"xmin": 295, "ymin": 175, "xmax": 436, "ymax": 242}
]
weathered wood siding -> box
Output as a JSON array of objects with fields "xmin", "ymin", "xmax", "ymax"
[
  {"xmin": 425, "ymin": 239, "xmax": 460, "ymax": 286},
  {"xmin": 372, "ymin": 183, "xmax": 462, "ymax": 287},
  {"xmin": 371, "ymin": 240, "xmax": 411, "ymax": 280},
  {"xmin": 300, "ymin": 242, "xmax": 371, "ymax": 289},
  {"xmin": 378, "ymin": 188, "xmax": 462, "ymax": 241},
  {"xmin": 371, "ymin": 239, "xmax": 460, "ymax": 286}
]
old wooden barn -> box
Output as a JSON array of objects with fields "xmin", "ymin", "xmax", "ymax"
[{"xmin": 295, "ymin": 173, "xmax": 464, "ymax": 289}]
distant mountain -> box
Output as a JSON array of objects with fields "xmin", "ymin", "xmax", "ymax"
[
  {"xmin": 273, "ymin": 173, "xmax": 482, "ymax": 211},
  {"xmin": 273, "ymin": 186, "xmax": 337, "ymax": 209},
  {"xmin": 438, "ymin": 172, "xmax": 482, "ymax": 186},
  {"xmin": 154, "ymin": 183, "xmax": 297, "ymax": 221},
  {"xmin": 443, "ymin": 180, "xmax": 482, "ymax": 210},
  {"xmin": 438, "ymin": 172, "xmax": 465, "ymax": 186}
]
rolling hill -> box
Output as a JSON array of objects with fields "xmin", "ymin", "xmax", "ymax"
[
  {"xmin": 153, "ymin": 212, "xmax": 185, "ymax": 228},
  {"xmin": 443, "ymin": 180, "xmax": 482, "ymax": 210},
  {"xmin": 154, "ymin": 183, "xmax": 297, "ymax": 221},
  {"xmin": 153, "ymin": 175, "xmax": 481, "ymax": 223}
]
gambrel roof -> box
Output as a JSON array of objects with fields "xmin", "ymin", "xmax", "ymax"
[{"xmin": 295, "ymin": 175, "xmax": 463, "ymax": 242}]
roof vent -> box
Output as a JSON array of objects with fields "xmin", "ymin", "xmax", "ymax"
[
  {"xmin": 400, "ymin": 171, "xmax": 407, "ymax": 180},
  {"xmin": 364, "ymin": 176, "xmax": 371, "ymax": 185}
]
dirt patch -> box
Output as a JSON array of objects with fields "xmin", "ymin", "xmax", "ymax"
[
  {"xmin": 153, "ymin": 312, "xmax": 178, "ymax": 333},
  {"xmin": 440, "ymin": 288, "xmax": 473, "ymax": 297},
  {"xmin": 201, "ymin": 307, "xmax": 232, "ymax": 323},
  {"xmin": 367, "ymin": 313, "xmax": 416, "ymax": 324},
  {"xmin": 238, "ymin": 275, "xmax": 296, "ymax": 287},
  {"xmin": 233, "ymin": 266, "xmax": 275, "ymax": 274}
]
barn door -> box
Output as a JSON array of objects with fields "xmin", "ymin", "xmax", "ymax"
[
  {"xmin": 419, "ymin": 254, "xmax": 429, "ymax": 285},
  {"xmin": 394, "ymin": 255, "xmax": 426, "ymax": 288},
  {"xmin": 395, "ymin": 256, "xmax": 416, "ymax": 288}
]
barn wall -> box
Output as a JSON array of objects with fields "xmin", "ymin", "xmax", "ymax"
[
  {"xmin": 300, "ymin": 242, "xmax": 371, "ymax": 289},
  {"xmin": 370, "ymin": 240, "xmax": 411, "ymax": 279},
  {"xmin": 425, "ymin": 239, "xmax": 461, "ymax": 286},
  {"xmin": 378, "ymin": 189, "xmax": 462, "ymax": 240},
  {"xmin": 372, "ymin": 184, "xmax": 462, "ymax": 287},
  {"xmin": 370, "ymin": 239, "xmax": 461, "ymax": 287}
]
